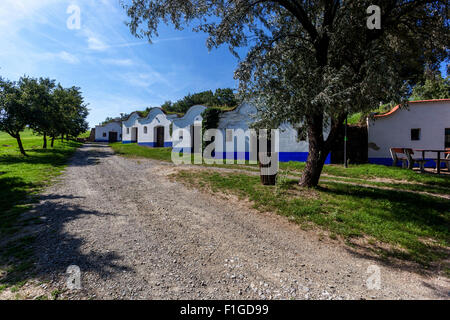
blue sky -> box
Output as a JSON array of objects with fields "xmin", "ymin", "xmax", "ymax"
[
  {"xmin": 0, "ymin": 0, "xmax": 242, "ymax": 128},
  {"xmin": 1, "ymin": 1, "xmax": 447, "ymax": 128}
]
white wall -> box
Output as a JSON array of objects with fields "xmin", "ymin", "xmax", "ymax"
[
  {"xmin": 172, "ymin": 105, "xmax": 206, "ymax": 150},
  {"xmin": 122, "ymin": 112, "xmax": 140, "ymax": 143},
  {"xmin": 137, "ymin": 108, "xmax": 173, "ymax": 146},
  {"xmin": 95, "ymin": 121, "xmax": 122, "ymax": 142},
  {"xmin": 368, "ymin": 100, "xmax": 450, "ymax": 161},
  {"xmin": 212, "ymin": 102, "xmax": 330, "ymax": 162}
]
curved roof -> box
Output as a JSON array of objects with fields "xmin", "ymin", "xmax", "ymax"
[
  {"xmin": 172, "ymin": 105, "xmax": 207, "ymax": 127},
  {"xmin": 374, "ymin": 99, "xmax": 450, "ymax": 119}
]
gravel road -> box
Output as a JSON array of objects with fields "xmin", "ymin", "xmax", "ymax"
[{"xmin": 25, "ymin": 143, "xmax": 449, "ymax": 299}]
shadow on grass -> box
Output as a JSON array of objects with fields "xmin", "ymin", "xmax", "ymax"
[
  {"xmin": 0, "ymin": 141, "xmax": 84, "ymax": 167},
  {"xmin": 318, "ymin": 182, "xmax": 450, "ymax": 269},
  {"xmin": 0, "ymin": 193, "xmax": 131, "ymax": 290}
]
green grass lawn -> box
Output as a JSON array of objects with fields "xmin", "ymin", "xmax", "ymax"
[
  {"xmin": 110, "ymin": 142, "xmax": 450, "ymax": 195},
  {"xmin": 0, "ymin": 129, "xmax": 82, "ymax": 290},
  {"xmin": 174, "ymin": 170, "xmax": 450, "ymax": 267}
]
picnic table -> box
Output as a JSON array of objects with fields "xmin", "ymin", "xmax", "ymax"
[{"xmin": 414, "ymin": 149, "xmax": 449, "ymax": 174}]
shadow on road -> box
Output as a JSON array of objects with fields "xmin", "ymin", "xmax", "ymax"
[{"xmin": 0, "ymin": 192, "xmax": 131, "ymax": 291}]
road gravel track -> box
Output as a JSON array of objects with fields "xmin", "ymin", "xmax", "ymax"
[{"xmin": 24, "ymin": 143, "xmax": 450, "ymax": 299}]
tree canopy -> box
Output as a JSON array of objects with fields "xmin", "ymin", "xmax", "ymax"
[
  {"xmin": 411, "ymin": 70, "xmax": 450, "ymax": 101},
  {"xmin": 123, "ymin": 0, "xmax": 449, "ymax": 186},
  {"xmin": 0, "ymin": 76, "xmax": 89, "ymax": 156}
]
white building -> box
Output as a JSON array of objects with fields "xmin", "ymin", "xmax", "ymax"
[
  {"xmin": 122, "ymin": 112, "xmax": 141, "ymax": 143},
  {"xmin": 367, "ymin": 99, "xmax": 450, "ymax": 166},
  {"xmin": 122, "ymin": 108, "xmax": 175, "ymax": 147},
  {"xmin": 95, "ymin": 121, "xmax": 122, "ymax": 142},
  {"xmin": 120, "ymin": 102, "xmax": 334, "ymax": 163},
  {"xmin": 212, "ymin": 103, "xmax": 331, "ymax": 163},
  {"xmin": 172, "ymin": 105, "xmax": 207, "ymax": 152}
]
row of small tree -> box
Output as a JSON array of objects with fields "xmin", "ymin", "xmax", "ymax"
[
  {"xmin": 0, "ymin": 76, "xmax": 89, "ymax": 156},
  {"xmin": 161, "ymin": 88, "xmax": 237, "ymax": 114}
]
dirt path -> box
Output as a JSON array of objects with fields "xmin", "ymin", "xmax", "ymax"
[{"xmin": 16, "ymin": 143, "xmax": 449, "ymax": 299}]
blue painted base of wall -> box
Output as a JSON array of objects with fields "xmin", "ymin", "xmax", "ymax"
[
  {"xmin": 368, "ymin": 157, "xmax": 447, "ymax": 168},
  {"xmin": 137, "ymin": 142, "xmax": 173, "ymax": 148},
  {"xmin": 122, "ymin": 140, "xmax": 135, "ymax": 144},
  {"xmin": 174, "ymin": 151, "xmax": 330, "ymax": 164},
  {"xmin": 95, "ymin": 139, "xmax": 121, "ymax": 142}
]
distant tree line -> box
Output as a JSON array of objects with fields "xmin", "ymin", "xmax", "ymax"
[
  {"xmin": 114, "ymin": 88, "xmax": 238, "ymax": 124},
  {"xmin": 0, "ymin": 76, "xmax": 89, "ymax": 156},
  {"xmin": 161, "ymin": 88, "xmax": 237, "ymax": 114}
]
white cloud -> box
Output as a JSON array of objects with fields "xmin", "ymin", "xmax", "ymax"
[
  {"xmin": 101, "ymin": 58, "xmax": 134, "ymax": 66},
  {"xmin": 87, "ymin": 35, "xmax": 108, "ymax": 51},
  {"xmin": 58, "ymin": 51, "xmax": 80, "ymax": 64},
  {"xmin": 40, "ymin": 51, "xmax": 80, "ymax": 64}
]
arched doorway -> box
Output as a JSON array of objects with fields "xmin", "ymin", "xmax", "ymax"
[{"xmin": 155, "ymin": 126, "xmax": 165, "ymax": 147}]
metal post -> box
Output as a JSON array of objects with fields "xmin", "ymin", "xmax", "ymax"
[{"xmin": 344, "ymin": 113, "xmax": 348, "ymax": 168}]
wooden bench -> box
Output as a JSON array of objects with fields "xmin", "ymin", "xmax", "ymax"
[
  {"xmin": 439, "ymin": 149, "xmax": 450, "ymax": 172},
  {"xmin": 403, "ymin": 148, "xmax": 427, "ymax": 172},
  {"xmin": 390, "ymin": 147, "xmax": 408, "ymax": 168}
]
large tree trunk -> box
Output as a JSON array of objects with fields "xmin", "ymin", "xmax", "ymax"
[
  {"xmin": 51, "ymin": 136, "xmax": 55, "ymax": 148},
  {"xmin": 15, "ymin": 134, "xmax": 28, "ymax": 157},
  {"xmin": 43, "ymin": 132, "xmax": 47, "ymax": 149},
  {"xmin": 299, "ymin": 114, "xmax": 328, "ymax": 187},
  {"xmin": 299, "ymin": 112, "xmax": 346, "ymax": 187},
  {"xmin": 61, "ymin": 134, "xmax": 64, "ymax": 142}
]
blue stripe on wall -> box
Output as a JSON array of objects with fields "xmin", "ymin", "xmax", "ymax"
[
  {"xmin": 122, "ymin": 140, "xmax": 134, "ymax": 144},
  {"xmin": 201, "ymin": 151, "xmax": 331, "ymax": 163},
  {"xmin": 138, "ymin": 142, "xmax": 155, "ymax": 147},
  {"xmin": 368, "ymin": 158, "xmax": 446, "ymax": 168},
  {"xmin": 137, "ymin": 142, "xmax": 173, "ymax": 148}
]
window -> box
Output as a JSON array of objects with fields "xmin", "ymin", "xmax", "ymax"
[
  {"xmin": 411, "ymin": 128, "xmax": 421, "ymax": 141},
  {"xmin": 445, "ymin": 128, "xmax": 450, "ymax": 148},
  {"xmin": 297, "ymin": 127, "xmax": 307, "ymax": 141},
  {"xmin": 144, "ymin": 126, "xmax": 148, "ymax": 134},
  {"xmin": 102, "ymin": 132, "xmax": 106, "ymax": 137},
  {"xmin": 127, "ymin": 128, "xmax": 130, "ymax": 134}
]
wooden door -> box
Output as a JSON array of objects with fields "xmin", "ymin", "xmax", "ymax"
[
  {"xmin": 156, "ymin": 127, "xmax": 164, "ymax": 147},
  {"xmin": 108, "ymin": 132, "xmax": 118, "ymax": 142}
]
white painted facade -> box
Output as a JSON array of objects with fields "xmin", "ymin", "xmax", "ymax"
[
  {"xmin": 122, "ymin": 112, "xmax": 141, "ymax": 143},
  {"xmin": 367, "ymin": 99, "xmax": 450, "ymax": 165},
  {"xmin": 212, "ymin": 102, "xmax": 331, "ymax": 162},
  {"xmin": 119, "ymin": 102, "xmax": 333, "ymax": 163},
  {"xmin": 172, "ymin": 105, "xmax": 207, "ymax": 151},
  {"xmin": 122, "ymin": 108, "xmax": 175, "ymax": 147},
  {"xmin": 95, "ymin": 121, "xmax": 122, "ymax": 142}
]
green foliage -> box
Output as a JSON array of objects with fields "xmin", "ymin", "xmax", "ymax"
[
  {"xmin": 411, "ymin": 73, "xmax": 450, "ymax": 100},
  {"xmin": 161, "ymin": 88, "xmax": 237, "ymax": 114},
  {"xmin": 201, "ymin": 107, "xmax": 222, "ymax": 131},
  {"xmin": 124, "ymin": 0, "xmax": 448, "ymax": 187},
  {"xmin": 0, "ymin": 75, "xmax": 89, "ymax": 155}
]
